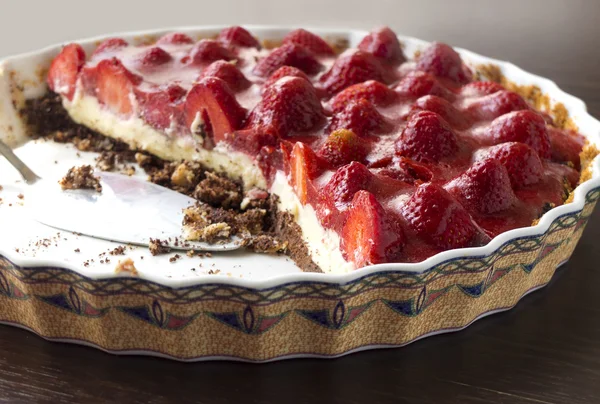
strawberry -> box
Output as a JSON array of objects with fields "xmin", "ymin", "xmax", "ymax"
[
  {"xmin": 402, "ymin": 183, "xmax": 478, "ymax": 249},
  {"xmin": 289, "ymin": 142, "xmax": 322, "ymax": 204},
  {"xmin": 190, "ymin": 39, "xmax": 235, "ymax": 64},
  {"xmin": 416, "ymin": 42, "xmax": 472, "ymax": 85},
  {"xmin": 47, "ymin": 43, "xmax": 86, "ymax": 100},
  {"xmin": 446, "ymin": 159, "xmax": 516, "ymax": 214},
  {"xmin": 357, "ymin": 26, "xmax": 405, "ymax": 65},
  {"xmin": 485, "ymin": 110, "xmax": 551, "ymax": 159},
  {"xmin": 264, "ymin": 66, "xmax": 310, "ymax": 89},
  {"xmin": 282, "ymin": 29, "xmax": 334, "ymax": 56},
  {"xmin": 547, "ymin": 127, "xmax": 585, "ymax": 170},
  {"xmin": 156, "ymin": 32, "xmax": 194, "ymax": 45},
  {"xmin": 374, "ymin": 156, "xmax": 433, "ymax": 184},
  {"xmin": 395, "ymin": 111, "xmax": 458, "ymax": 162},
  {"xmin": 246, "ymin": 76, "xmax": 325, "ymax": 136},
  {"xmin": 482, "ymin": 142, "xmax": 543, "ymax": 188},
  {"xmin": 136, "ymin": 84, "xmax": 186, "ymax": 130},
  {"xmin": 317, "ymin": 129, "xmax": 370, "ymax": 167},
  {"xmin": 134, "ymin": 46, "xmax": 172, "ymax": 68},
  {"xmin": 410, "ymin": 95, "xmax": 470, "ymax": 129},
  {"xmin": 95, "ymin": 58, "xmax": 142, "ymax": 116},
  {"xmin": 329, "ymin": 80, "xmax": 397, "ymax": 112},
  {"xmin": 200, "ymin": 60, "xmax": 250, "ymax": 92},
  {"xmin": 394, "ymin": 71, "xmax": 454, "ymax": 100},
  {"xmin": 223, "ymin": 128, "xmax": 279, "ymax": 156},
  {"xmin": 91, "ymin": 38, "xmax": 128, "ymax": 58},
  {"xmin": 327, "ymin": 99, "xmax": 392, "ymax": 137},
  {"xmin": 341, "ymin": 190, "xmax": 405, "ymax": 268},
  {"xmin": 461, "ymin": 81, "xmax": 504, "ymax": 97},
  {"xmin": 466, "ymin": 90, "xmax": 529, "ymax": 121},
  {"xmin": 322, "ymin": 162, "xmax": 375, "ymax": 211},
  {"xmin": 217, "ymin": 26, "xmax": 260, "ymax": 49},
  {"xmin": 184, "ymin": 77, "xmax": 247, "ymax": 143},
  {"xmin": 318, "ymin": 50, "xmax": 390, "ymax": 95},
  {"xmin": 253, "ymin": 43, "xmax": 322, "ymax": 77}
]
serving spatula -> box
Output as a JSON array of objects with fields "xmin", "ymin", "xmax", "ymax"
[{"xmin": 0, "ymin": 139, "xmax": 241, "ymax": 252}]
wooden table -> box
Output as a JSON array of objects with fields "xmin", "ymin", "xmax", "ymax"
[{"xmin": 1, "ymin": 33, "xmax": 600, "ymax": 404}]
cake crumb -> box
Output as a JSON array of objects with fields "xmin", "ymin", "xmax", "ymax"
[
  {"xmin": 109, "ymin": 245, "xmax": 126, "ymax": 256},
  {"xmin": 74, "ymin": 248, "xmax": 80, "ymax": 253},
  {"xmin": 115, "ymin": 258, "xmax": 138, "ymax": 276},
  {"xmin": 17, "ymin": 193, "xmax": 23, "ymax": 200},
  {"xmin": 59, "ymin": 165, "xmax": 102, "ymax": 192},
  {"xmin": 148, "ymin": 238, "xmax": 171, "ymax": 256},
  {"xmin": 193, "ymin": 172, "xmax": 242, "ymax": 209},
  {"xmin": 182, "ymin": 204, "xmax": 232, "ymax": 243},
  {"xmin": 186, "ymin": 250, "xmax": 196, "ymax": 257},
  {"xmin": 243, "ymin": 234, "xmax": 288, "ymax": 254},
  {"xmin": 169, "ymin": 254, "xmax": 181, "ymax": 263},
  {"xmin": 208, "ymin": 269, "xmax": 221, "ymax": 275}
]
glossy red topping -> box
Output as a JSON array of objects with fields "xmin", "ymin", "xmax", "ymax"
[{"xmin": 48, "ymin": 26, "xmax": 586, "ymax": 268}]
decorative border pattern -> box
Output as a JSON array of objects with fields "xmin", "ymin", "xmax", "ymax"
[{"xmin": 0, "ymin": 188, "xmax": 597, "ymax": 361}]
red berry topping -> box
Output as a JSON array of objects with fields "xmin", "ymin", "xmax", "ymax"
[
  {"xmin": 184, "ymin": 77, "xmax": 247, "ymax": 143},
  {"xmin": 217, "ymin": 26, "xmax": 260, "ymax": 49},
  {"xmin": 282, "ymin": 28, "xmax": 334, "ymax": 56},
  {"xmin": 200, "ymin": 60, "xmax": 250, "ymax": 92},
  {"xmin": 134, "ymin": 46, "xmax": 172, "ymax": 68},
  {"xmin": 416, "ymin": 42, "xmax": 472, "ymax": 85},
  {"xmin": 374, "ymin": 156, "xmax": 433, "ymax": 185},
  {"xmin": 461, "ymin": 81, "xmax": 504, "ymax": 97},
  {"xmin": 95, "ymin": 58, "xmax": 142, "ymax": 116},
  {"xmin": 402, "ymin": 183, "xmax": 478, "ymax": 249},
  {"xmin": 329, "ymin": 80, "xmax": 397, "ymax": 112},
  {"xmin": 547, "ymin": 127, "xmax": 585, "ymax": 170},
  {"xmin": 328, "ymin": 99, "xmax": 392, "ymax": 137},
  {"xmin": 289, "ymin": 142, "xmax": 322, "ymax": 204},
  {"xmin": 264, "ymin": 66, "xmax": 310, "ymax": 89},
  {"xmin": 358, "ymin": 26, "xmax": 405, "ymax": 65},
  {"xmin": 318, "ymin": 50, "xmax": 390, "ymax": 95},
  {"xmin": 323, "ymin": 162, "xmax": 375, "ymax": 211},
  {"xmin": 246, "ymin": 76, "xmax": 325, "ymax": 136},
  {"xmin": 318, "ymin": 129, "xmax": 370, "ymax": 167},
  {"xmin": 136, "ymin": 84, "xmax": 186, "ymax": 130},
  {"xmin": 467, "ymin": 90, "xmax": 529, "ymax": 120},
  {"xmin": 47, "ymin": 43, "xmax": 86, "ymax": 101},
  {"xmin": 341, "ymin": 190, "xmax": 405, "ymax": 268},
  {"xmin": 395, "ymin": 111, "xmax": 458, "ymax": 162},
  {"xmin": 485, "ymin": 110, "xmax": 551, "ymax": 158},
  {"xmin": 92, "ymin": 38, "xmax": 128, "ymax": 58},
  {"xmin": 190, "ymin": 40, "xmax": 235, "ymax": 64},
  {"xmin": 253, "ymin": 43, "xmax": 322, "ymax": 77},
  {"xmin": 447, "ymin": 159, "xmax": 516, "ymax": 214},
  {"xmin": 395, "ymin": 71, "xmax": 454, "ymax": 100},
  {"xmin": 156, "ymin": 32, "xmax": 194, "ymax": 45},
  {"xmin": 482, "ymin": 142, "xmax": 544, "ymax": 188},
  {"xmin": 410, "ymin": 95, "xmax": 470, "ymax": 129}
]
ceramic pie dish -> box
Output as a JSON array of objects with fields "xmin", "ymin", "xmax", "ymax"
[{"xmin": 0, "ymin": 26, "xmax": 599, "ymax": 362}]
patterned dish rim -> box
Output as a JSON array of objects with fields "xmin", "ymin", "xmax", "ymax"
[{"xmin": 0, "ymin": 25, "xmax": 599, "ymax": 286}]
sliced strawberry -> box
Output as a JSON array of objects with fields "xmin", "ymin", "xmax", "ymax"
[
  {"xmin": 217, "ymin": 26, "xmax": 260, "ymax": 49},
  {"xmin": 357, "ymin": 26, "xmax": 405, "ymax": 65},
  {"xmin": 416, "ymin": 42, "xmax": 472, "ymax": 85},
  {"xmin": 91, "ymin": 38, "xmax": 128, "ymax": 58},
  {"xmin": 446, "ymin": 159, "xmax": 516, "ymax": 214},
  {"xmin": 395, "ymin": 71, "xmax": 454, "ymax": 100},
  {"xmin": 134, "ymin": 46, "xmax": 172, "ymax": 69},
  {"xmin": 190, "ymin": 39, "xmax": 235, "ymax": 64},
  {"xmin": 224, "ymin": 128, "xmax": 279, "ymax": 155},
  {"xmin": 395, "ymin": 111, "xmax": 458, "ymax": 162},
  {"xmin": 282, "ymin": 29, "xmax": 334, "ymax": 56},
  {"xmin": 318, "ymin": 50, "xmax": 390, "ymax": 95},
  {"xmin": 246, "ymin": 76, "xmax": 324, "ymax": 137},
  {"xmin": 466, "ymin": 90, "xmax": 529, "ymax": 121},
  {"xmin": 482, "ymin": 142, "xmax": 543, "ymax": 188},
  {"xmin": 184, "ymin": 77, "xmax": 247, "ymax": 143},
  {"xmin": 329, "ymin": 80, "xmax": 397, "ymax": 112},
  {"xmin": 156, "ymin": 32, "xmax": 194, "ymax": 45},
  {"xmin": 47, "ymin": 43, "xmax": 86, "ymax": 100},
  {"xmin": 322, "ymin": 162, "xmax": 375, "ymax": 211},
  {"xmin": 200, "ymin": 61, "xmax": 250, "ymax": 92},
  {"xmin": 461, "ymin": 81, "xmax": 504, "ymax": 97},
  {"xmin": 253, "ymin": 43, "xmax": 322, "ymax": 77},
  {"xmin": 402, "ymin": 183, "xmax": 479, "ymax": 249},
  {"xmin": 136, "ymin": 84, "xmax": 186, "ymax": 130},
  {"xmin": 341, "ymin": 190, "xmax": 405, "ymax": 268},
  {"xmin": 547, "ymin": 127, "xmax": 585, "ymax": 170},
  {"xmin": 317, "ymin": 129, "xmax": 370, "ymax": 167},
  {"xmin": 410, "ymin": 95, "xmax": 471, "ymax": 129},
  {"xmin": 485, "ymin": 110, "xmax": 551, "ymax": 159},
  {"xmin": 95, "ymin": 58, "xmax": 142, "ymax": 116},
  {"xmin": 374, "ymin": 156, "xmax": 433, "ymax": 185},
  {"xmin": 328, "ymin": 99, "xmax": 392, "ymax": 137},
  {"xmin": 264, "ymin": 66, "xmax": 311, "ymax": 89},
  {"xmin": 289, "ymin": 142, "xmax": 322, "ymax": 204}
]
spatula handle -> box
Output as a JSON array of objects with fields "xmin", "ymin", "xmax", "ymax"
[{"xmin": 0, "ymin": 139, "xmax": 40, "ymax": 184}]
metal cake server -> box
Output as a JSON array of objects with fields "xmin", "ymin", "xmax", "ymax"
[{"xmin": 0, "ymin": 140, "xmax": 241, "ymax": 252}]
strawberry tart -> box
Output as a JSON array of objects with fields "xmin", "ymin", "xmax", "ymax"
[{"xmin": 39, "ymin": 26, "xmax": 586, "ymax": 273}]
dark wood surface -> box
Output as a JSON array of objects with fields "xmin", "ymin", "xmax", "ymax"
[{"xmin": 1, "ymin": 33, "xmax": 600, "ymax": 404}]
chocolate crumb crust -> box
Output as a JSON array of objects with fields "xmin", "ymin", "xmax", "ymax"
[
  {"xmin": 21, "ymin": 92, "xmax": 321, "ymax": 273},
  {"xmin": 59, "ymin": 165, "xmax": 102, "ymax": 192}
]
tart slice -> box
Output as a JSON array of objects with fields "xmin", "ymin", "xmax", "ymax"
[{"xmin": 42, "ymin": 26, "xmax": 585, "ymax": 273}]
